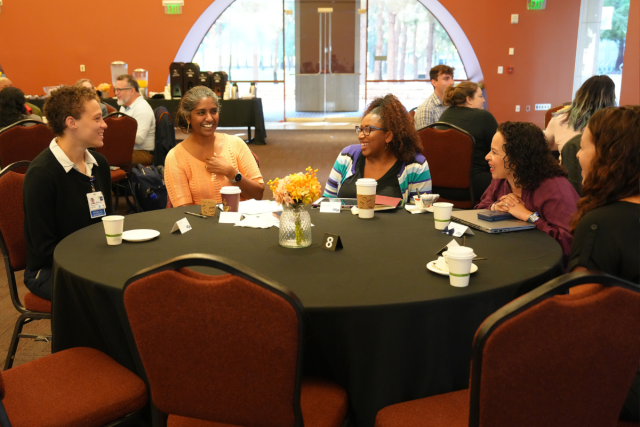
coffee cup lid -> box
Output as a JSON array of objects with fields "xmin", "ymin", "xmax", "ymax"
[
  {"xmin": 445, "ymin": 246, "xmax": 476, "ymax": 259},
  {"xmin": 433, "ymin": 202, "xmax": 454, "ymax": 208},
  {"xmin": 356, "ymin": 178, "xmax": 377, "ymax": 186},
  {"xmin": 220, "ymin": 186, "xmax": 242, "ymax": 194}
]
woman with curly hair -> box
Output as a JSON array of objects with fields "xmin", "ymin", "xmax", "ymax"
[
  {"xmin": 323, "ymin": 94, "xmax": 431, "ymax": 205},
  {"xmin": 438, "ymin": 81, "xmax": 498, "ymax": 197},
  {"xmin": 0, "ymin": 87, "xmax": 42, "ymax": 129},
  {"xmin": 476, "ymin": 121, "xmax": 579, "ymax": 260},
  {"xmin": 569, "ymin": 106, "xmax": 639, "ymax": 282}
]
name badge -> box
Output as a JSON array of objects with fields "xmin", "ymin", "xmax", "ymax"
[{"xmin": 86, "ymin": 192, "xmax": 106, "ymax": 218}]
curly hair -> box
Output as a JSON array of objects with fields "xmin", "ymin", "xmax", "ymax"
[
  {"xmin": 498, "ymin": 121, "xmax": 567, "ymax": 190},
  {"xmin": 443, "ymin": 81, "xmax": 478, "ymax": 107},
  {"xmin": 0, "ymin": 87, "xmax": 27, "ymax": 128},
  {"xmin": 570, "ymin": 106, "xmax": 640, "ymax": 233},
  {"xmin": 43, "ymin": 85, "xmax": 100, "ymax": 136},
  {"xmin": 558, "ymin": 75, "xmax": 616, "ymax": 132},
  {"xmin": 175, "ymin": 86, "xmax": 220, "ymax": 134},
  {"xmin": 363, "ymin": 94, "xmax": 422, "ymax": 164}
]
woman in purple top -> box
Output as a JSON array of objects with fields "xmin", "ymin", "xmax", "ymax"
[{"xmin": 476, "ymin": 122, "xmax": 579, "ymax": 261}]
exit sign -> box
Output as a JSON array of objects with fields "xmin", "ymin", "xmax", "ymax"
[
  {"xmin": 527, "ymin": 0, "xmax": 546, "ymax": 10},
  {"xmin": 163, "ymin": 1, "xmax": 184, "ymax": 14}
]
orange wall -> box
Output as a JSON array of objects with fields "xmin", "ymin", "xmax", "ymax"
[
  {"xmin": 0, "ymin": 0, "xmax": 593, "ymax": 126},
  {"xmin": 620, "ymin": 0, "xmax": 639, "ymax": 106}
]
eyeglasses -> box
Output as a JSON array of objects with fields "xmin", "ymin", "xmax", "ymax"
[
  {"xmin": 114, "ymin": 87, "xmax": 134, "ymax": 93},
  {"xmin": 355, "ymin": 125, "xmax": 387, "ymax": 136}
]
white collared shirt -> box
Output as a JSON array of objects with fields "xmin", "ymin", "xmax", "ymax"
[
  {"xmin": 119, "ymin": 96, "xmax": 156, "ymax": 151},
  {"xmin": 49, "ymin": 139, "xmax": 99, "ymax": 176}
]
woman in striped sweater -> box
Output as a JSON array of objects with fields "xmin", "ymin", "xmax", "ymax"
[{"xmin": 323, "ymin": 94, "xmax": 431, "ymax": 206}]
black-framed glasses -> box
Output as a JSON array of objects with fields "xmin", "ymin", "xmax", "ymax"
[
  {"xmin": 355, "ymin": 125, "xmax": 387, "ymax": 136},
  {"xmin": 114, "ymin": 87, "xmax": 134, "ymax": 93}
]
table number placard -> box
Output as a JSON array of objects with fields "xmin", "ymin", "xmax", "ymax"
[
  {"xmin": 323, "ymin": 233, "xmax": 343, "ymax": 251},
  {"xmin": 171, "ymin": 217, "xmax": 192, "ymax": 234},
  {"xmin": 319, "ymin": 202, "xmax": 341, "ymax": 213}
]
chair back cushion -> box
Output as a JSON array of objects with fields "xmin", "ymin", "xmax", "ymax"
[
  {"xmin": 124, "ymin": 269, "xmax": 301, "ymax": 427},
  {"xmin": 418, "ymin": 127, "xmax": 473, "ymax": 189},
  {"xmin": 0, "ymin": 171, "xmax": 26, "ymax": 270},
  {"xmin": 95, "ymin": 114, "xmax": 137, "ymax": 168},
  {"xmin": 0, "ymin": 124, "xmax": 53, "ymax": 171},
  {"xmin": 476, "ymin": 285, "xmax": 640, "ymax": 427}
]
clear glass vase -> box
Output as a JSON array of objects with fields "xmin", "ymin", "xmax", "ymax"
[{"xmin": 279, "ymin": 204, "xmax": 312, "ymax": 248}]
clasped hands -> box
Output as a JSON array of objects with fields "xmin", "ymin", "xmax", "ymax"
[
  {"xmin": 204, "ymin": 153, "xmax": 235, "ymax": 181},
  {"xmin": 492, "ymin": 193, "xmax": 532, "ymax": 221}
]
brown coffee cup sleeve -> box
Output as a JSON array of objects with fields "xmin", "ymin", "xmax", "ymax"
[{"xmin": 357, "ymin": 194, "xmax": 376, "ymax": 209}]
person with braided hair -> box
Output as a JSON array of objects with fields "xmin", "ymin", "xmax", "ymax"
[{"xmin": 323, "ymin": 94, "xmax": 431, "ymax": 206}]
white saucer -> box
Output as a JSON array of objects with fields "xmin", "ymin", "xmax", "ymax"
[
  {"xmin": 122, "ymin": 229, "xmax": 160, "ymax": 242},
  {"xmin": 425, "ymin": 206, "xmax": 434, "ymax": 213},
  {"xmin": 427, "ymin": 261, "xmax": 478, "ymax": 276}
]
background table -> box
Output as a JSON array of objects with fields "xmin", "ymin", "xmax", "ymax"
[
  {"xmin": 52, "ymin": 207, "xmax": 563, "ymax": 427},
  {"xmin": 28, "ymin": 97, "xmax": 267, "ymax": 144}
]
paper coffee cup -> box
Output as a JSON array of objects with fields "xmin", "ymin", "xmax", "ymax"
[
  {"xmin": 102, "ymin": 215, "xmax": 124, "ymax": 245},
  {"xmin": 444, "ymin": 246, "xmax": 475, "ymax": 287},
  {"xmin": 220, "ymin": 186, "xmax": 241, "ymax": 212},
  {"xmin": 356, "ymin": 178, "xmax": 377, "ymax": 219},
  {"xmin": 433, "ymin": 202, "xmax": 453, "ymax": 230}
]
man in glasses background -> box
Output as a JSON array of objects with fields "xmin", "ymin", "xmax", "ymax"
[{"xmin": 115, "ymin": 74, "xmax": 156, "ymax": 165}]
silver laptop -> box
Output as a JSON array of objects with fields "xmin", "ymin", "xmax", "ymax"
[{"xmin": 450, "ymin": 210, "xmax": 536, "ymax": 234}]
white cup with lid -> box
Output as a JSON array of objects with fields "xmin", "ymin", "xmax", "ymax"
[
  {"xmin": 443, "ymin": 246, "xmax": 476, "ymax": 287},
  {"xmin": 355, "ymin": 178, "xmax": 377, "ymax": 219}
]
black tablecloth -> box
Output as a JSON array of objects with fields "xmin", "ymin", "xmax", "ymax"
[
  {"xmin": 29, "ymin": 98, "xmax": 267, "ymax": 144},
  {"xmin": 52, "ymin": 207, "xmax": 563, "ymax": 427}
]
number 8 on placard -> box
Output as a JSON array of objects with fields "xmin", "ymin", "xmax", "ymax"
[{"xmin": 325, "ymin": 237, "xmax": 334, "ymax": 248}]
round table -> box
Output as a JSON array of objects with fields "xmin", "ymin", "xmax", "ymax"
[{"xmin": 53, "ymin": 206, "xmax": 563, "ymax": 427}]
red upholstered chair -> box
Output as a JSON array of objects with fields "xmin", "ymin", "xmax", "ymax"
[
  {"xmin": 418, "ymin": 122, "xmax": 475, "ymax": 208},
  {"xmin": 94, "ymin": 111, "xmax": 137, "ymax": 209},
  {"xmin": 124, "ymin": 254, "xmax": 349, "ymax": 427},
  {"xmin": 375, "ymin": 271, "xmax": 640, "ymax": 427},
  {"xmin": 0, "ymin": 120, "xmax": 54, "ymax": 173},
  {"xmin": 104, "ymin": 102, "xmax": 117, "ymax": 114},
  {"xmin": 0, "ymin": 161, "xmax": 52, "ymax": 370},
  {"xmin": 1, "ymin": 346, "xmax": 148, "ymax": 426}
]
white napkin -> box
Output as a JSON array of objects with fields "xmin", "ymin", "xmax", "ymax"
[
  {"xmin": 234, "ymin": 213, "xmax": 279, "ymax": 228},
  {"xmin": 435, "ymin": 256, "xmax": 449, "ymax": 272}
]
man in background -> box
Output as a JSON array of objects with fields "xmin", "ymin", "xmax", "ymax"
[
  {"xmin": 115, "ymin": 74, "xmax": 155, "ymax": 165},
  {"xmin": 414, "ymin": 65, "xmax": 455, "ymax": 130}
]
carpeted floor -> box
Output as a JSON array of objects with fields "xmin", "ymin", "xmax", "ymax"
[{"xmin": 0, "ymin": 129, "xmax": 356, "ymax": 368}]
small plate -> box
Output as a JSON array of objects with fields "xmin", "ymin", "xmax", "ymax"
[
  {"xmin": 427, "ymin": 261, "xmax": 478, "ymax": 276},
  {"xmin": 122, "ymin": 229, "xmax": 160, "ymax": 242}
]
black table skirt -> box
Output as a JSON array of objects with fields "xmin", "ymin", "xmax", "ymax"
[
  {"xmin": 52, "ymin": 207, "xmax": 563, "ymax": 427},
  {"xmin": 29, "ymin": 97, "xmax": 267, "ymax": 144}
]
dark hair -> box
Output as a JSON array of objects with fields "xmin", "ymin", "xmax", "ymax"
[
  {"xmin": 570, "ymin": 106, "xmax": 640, "ymax": 232},
  {"xmin": 116, "ymin": 74, "xmax": 139, "ymax": 92},
  {"xmin": 429, "ymin": 65, "xmax": 454, "ymax": 82},
  {"xmin": 175, "ymin": 86, "xmax": 220, "ymax": 133},
  {"xmin": 43, "ymin": 85, "xmax": 100, "ymax": 136},
  {"xmin": 0, "ymin": 87, "xmax": 27, "ymax": 128},
  {"xmin": 498, "ymin": 121, "xmax": 567, "ymax": 190},
  {"xmin": 558, "ymin": 75, "xmax": 616, "ymax": 131},
  {"xmin": 363, "ymin": 94, "xmax": 422, "ymax": 164},
  {"xmin": 443, "ymin": 81, "xmax": 478, "ymax": 107}
]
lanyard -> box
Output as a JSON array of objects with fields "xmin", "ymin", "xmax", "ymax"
[{"xmin": 89, "ymin": 176, "xmax": 96, "ymax": 192}]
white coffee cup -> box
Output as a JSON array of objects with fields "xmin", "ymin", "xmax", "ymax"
[
  {"xmin": 444, "ymin": 246, "xmax": 475, "ymax": 287},
  {"xmin": 355, "ymin": 178, "xmax": 377, "ymax": 219},
  {"xmin": 102, "ymin": 215, "xmax": 125, "ymax": 245},
  {"xmin": 433, "ymin": 202, "xmax": 454, "ymax": 230}
]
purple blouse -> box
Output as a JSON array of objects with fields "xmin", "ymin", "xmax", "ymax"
[{"xmin": 476, "ymin": 177, "xmax": 579, "ymax": 261}]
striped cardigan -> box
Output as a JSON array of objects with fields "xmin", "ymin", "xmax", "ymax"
[{"xmin": 323, "ymin": 144, "xmax": 432, "ymax": 205}]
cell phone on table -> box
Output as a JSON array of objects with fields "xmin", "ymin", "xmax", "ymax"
[{"xmin": 477, "ymin": 211, "xmax": 515, "ymax": 221}]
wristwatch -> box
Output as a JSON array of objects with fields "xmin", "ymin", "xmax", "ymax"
[
  {"xmin": 527, "ymin": 212, "xmax": 540, "ymax": 223},
  {"xmin": 229, "ymin": 171, "xmax": 242, "ymax": 183}
]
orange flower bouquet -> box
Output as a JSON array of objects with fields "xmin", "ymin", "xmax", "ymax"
[{"xmin": 267, "ymin": 167, "xmax": 321, "ymax": 248}]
